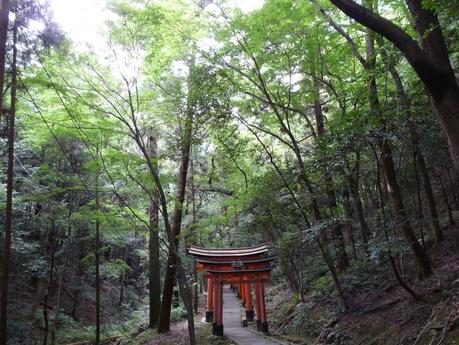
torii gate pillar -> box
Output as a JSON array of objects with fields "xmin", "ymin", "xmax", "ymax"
[
  {"xmin": 255, "ymin": 281, "xmax": 269, "ymax": 334},
  {"xmin": 244, "ymin": 281, "xmax": 254, "ymax": 321},
  {"xmin": 212, "ymin": 278, "xmax": 224, "ymax": 336},
  {"xmin": 205, "ymin": 277, "xmax": 213, "ymax": 322}
]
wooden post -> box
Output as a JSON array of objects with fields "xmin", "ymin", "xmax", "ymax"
[
  {"xmin": 255, "ymin": 280, "xmax": 262, "ymax": 331},
  {"xmin": 218, "ymin": 281, "xmax": 224, "ymax": 335},
  {"xmin": 240, "ymin": 282, "xmax": 246, "ymax": 307},
  {"xmin": 260, "ymin": 282, "xmax": 269, "ymax": 334},
  {"xmin": 212, "ymin": 279, "xmax": 224, "ymax": 336},
  {"xmin": 212, "ymin": 278, "xmax": 218, "ymax": 335},
  {"xmin": 245, "ymin": 282, "xmax": 254, "ymax": 322},
  {"xmin": 205, "ymin": 277, "xmax": 213, "ymax": 322}
]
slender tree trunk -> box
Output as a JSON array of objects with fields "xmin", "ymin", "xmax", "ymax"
[
  {"xmin": 30, "ymin": 279, "xmax": 45, "ymax": 321},
  {"xmin": 50, "ymin": 223, "xmax": 72, "ymax": 345},
  {"xmin": 363, "ymin": 1, "xmax": 433, "ymax": 278},
  {"xmin": 413, "ymin": 154, "xmax": 426, "ymax": 251},
  {"xmin": 444, "ymin": 167, "xmax": 458, "ymax": 208},
  {"xmin": 71, "ymin": 279, "xmax": 81, "ymax": 321},
  {"xmin": 190, "ymin": 157, "xmax": 199, "ymax": 314},
  {"xmin": 123, "ymin": 66, "xmax": 197, "ymax": 345},
  {"xmin": 148, "ymin": 136, "xmax": 160, "ymax": 328},
  {"xmin": 119, "ymin": 247, "xmax": 126, "ymax": 307},
  {"xmin": 157, "ymin": 146, "xmax": 192, "ymax": 332},
  {"xmin": 312, "ymin": 75, "xmax": 349, "ymax": 270},
  {"xmin": 325, "ymin": 0, "xmax": 433, "ymax": 276},
  {"xmin": 378, "ymin": 40, "xmax": 443, "ymax": 243},
  {"xmin": 0, "ymin": 20, "xmax": 15, "ymax": 344},
  {"xmin": 372, "ymin": 146, "xmax": 422, "ymax": 297},
  {"xmin": 95, "ymin": 177, "xmax": 101, "ymax": 345},
  {"xmin": 71, "ymin": 250, "xmax": 84, "ymax": 322},
  {"xmin": 245, "ymin": 110, "xmax": 348, "ymax": 309},
  {"xmin": 342, "ymin": 187, "xmax": 358, "ymax": 260},
  {"xmin": 381, "ymin": 144, "xmax": 432, "ymax": 278},
  {"xmin": 158, "ymin": 60, "xmax": 195, "ymax": 335},
  {"xmin": 317, "ymin": 239, "xmax": 348, "ymax": 309},
  {"xmin": 43, "ymin": 221, "xmax": 57, "ymax": 345},
  {"xmin": 348, "ymin": 175, "xmax": 370, "ymax": 246},
  {"xmin": 0, "ymin": 0, "xmax": 10, "ymax": 123},
  {"xmin": 433, "ymin": 167, "xmax": 454, "ymax": 225},
  {"xmin": 266, "ymin": 212, "xmax": 302, "ymax": 293},
  {"xmin": 35, "ymin": 223, "xmax": 51, "ymax": 325}
]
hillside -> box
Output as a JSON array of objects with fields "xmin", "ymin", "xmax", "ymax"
[{"xmin": 1, "ymin": 0, "xmax": 459, "ymax": 344}]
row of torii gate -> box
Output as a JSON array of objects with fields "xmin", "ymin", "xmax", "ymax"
[{"xmin": 187, "ymin": 243, "xmax": 275, "ymax": 336}]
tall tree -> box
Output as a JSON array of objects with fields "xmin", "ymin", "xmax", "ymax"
[
  {"xmin": 328, "ymin": 0, "xmax": 459, "ymax": 176},
  {"xmin": 0, "ymin": 18, "xmax": 16, "ymax": 345},
  {"xmin": 148, "ymin": 135, "xmax": 160, "ymax": 328},
  {"xmin": 95, "ymin": 174, "xmax": 101, "ymax": 345},
  {"xmin": 321, "ymin": 0, "xmax": 433, "ymax": 278},
  {"xmin": 0, "ymin": 0, "xmax": 10, "ymax": 122},
  {"xmin": 158, "ymin": 56, "xmax": 195, "ymax": 333}
]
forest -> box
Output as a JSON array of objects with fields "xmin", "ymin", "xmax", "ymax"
[{"xmin": 0, "ymin": 0, "xmax": 458, "ymax": 344}]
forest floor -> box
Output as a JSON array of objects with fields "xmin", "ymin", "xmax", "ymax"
[
  {"xmin": 126, "ymin": 294, "xmax": 235, "ymax": 345},
  {"xmin": 125, "ymin": 320, "xmax": 235, "ymax": 345},
  {"xmin": 131, "ymin": 221, "xmax": 459, "ymax": 345},
  {"xmin": 8, "ymin": 221, "xmax": 458, "ymax": 345},
  {"xmin": 263, "ymin": 222, "xmax": 459, "ymax": 345}
]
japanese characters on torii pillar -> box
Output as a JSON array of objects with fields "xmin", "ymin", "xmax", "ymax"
[{"xmin": 187, "ymin": 243, "xmax": 276, "ymax": 336}]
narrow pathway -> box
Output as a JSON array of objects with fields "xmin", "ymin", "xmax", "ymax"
[{"xmin": 222, "ymin": 285, "xmax": 284, "ymax": 345}]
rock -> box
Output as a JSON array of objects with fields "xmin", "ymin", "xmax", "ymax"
[
  {"xmin": 326, "ymin": 318, "xmax": 339, "ymax": 328},
  {"xmin": 326, "ymin": 331, "xmax": 337, "ymax": 343}
]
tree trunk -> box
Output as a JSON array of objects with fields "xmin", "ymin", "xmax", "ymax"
[
  {"xmin": 50, "ymin": 223, "xmax": 72, "ymax": 345},
  {"xmin": 157, "ymin": 60, "xmax": 195, "ymax": 334},
  {"xmin": 190, "ymin": 157, "xmax": 199, "ymax": 314},
  {"xmin": 312, "ymin": 75, "xmax": 349, "ymax": 270},
  {"xmin": 412, "ymin": 153, "xmax": 426, "ymax": 251},
  {"xmin": 157, "ymin": 138, "xmax": 192, "ymax": 333},
  {"xmin": 266, "ymin": 212, "xmax": 301, "ymax": 293},
  {"xmin": 71, "ymin": 286, "xmax": 79, "ymax": 321},
  {"xmin": 348, "ymin": 174, "xmax": 370, "ymax": 246},
  {"xmin": 433, "ymin": 167, "xmax": 454, "ymax": 225},
  {"xmin": 317, "ymin": 238, "xmax": 348, "ymax": 310},
  {"xmin": 148, "ymin": 136, "xmax": 160, "ymax": 328},
  {"xmin": 378, "ymin": 39, "xmax": 443, "ymax": 243},
  {"xmin": 95, "ymin": 178, "xmax": 101, "ymax": 345},
  {"xmin": 444, "ymin": 168, "xmax": 458, "ymax": 208},
  {"xmin": 30, "ymin": 279, "xmax": 46, "ymax": 321},
  {"xmin": 0, "ymin": 20, "xmax": 15, "ymax": 344},
  {"xmin": 43, "ymin": 221, "xmax": 57, "ymax": 345},
  {"xmin": 119, "ymin": 247, "xmax": 126, "ymax": 307},
  {"xmin": 417, "ymin": 153, "xmax": 442, "ymax": 242},
  {"xmin": 380, "ymin": 144, "xmax": 433, "ymax": 278},
  {"xmin": 342, "ymin": 186, "xmax": 358, "ymax": 260},
  {"xmin": 363, "ymin": 1, "xmax": 433, "ymax": 279},
  {"xmin": 0, "ymin": 0, "xmax": 10, "ymax": 123}
]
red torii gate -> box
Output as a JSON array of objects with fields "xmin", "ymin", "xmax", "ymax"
[{"xmin": 187, "ymin": 243, "xmax": 275, "ymax": 336}]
